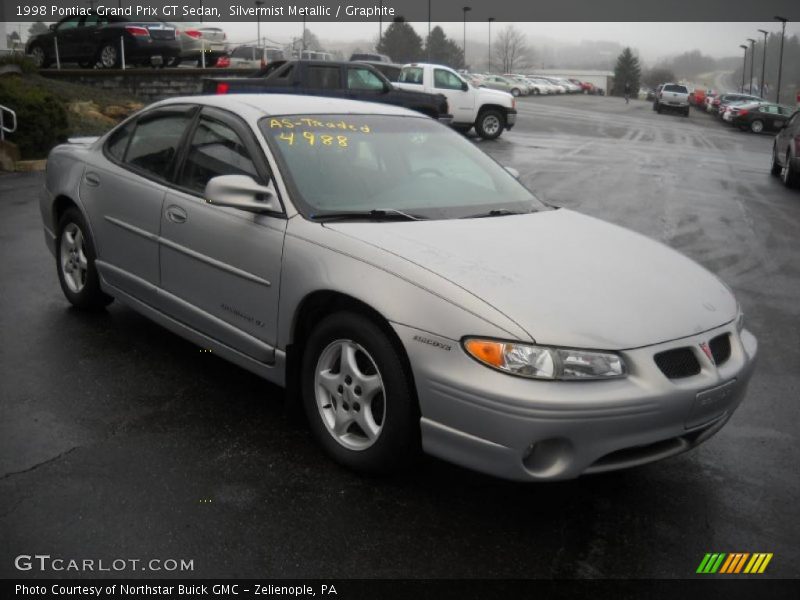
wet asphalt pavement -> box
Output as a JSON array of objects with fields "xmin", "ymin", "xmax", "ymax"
[{"xmin": 1, "ymin": 94, "xmax": 798, "ymax": 580}]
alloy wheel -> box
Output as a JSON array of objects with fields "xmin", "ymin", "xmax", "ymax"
[
  {"xmin": 30, "ymin": 46, "xmax": 45, "ymax": 68},
  {"xmin": 59, "ymin": 223, "xmax": 88, "ymax": 293},
  {"xmin": 100, "ymin": 45, "xmax": 118, "ymax": 68},
  {"xmin": 314, "ymin": 339, "xmax": 386, "ymax": 451},
  {"xmin": 482, "ymin": 114, "xmax": 501, "ymax": 136},
  {"xmin": 751, "ymin": 120, "xmax": 764, "ymax": 133}
]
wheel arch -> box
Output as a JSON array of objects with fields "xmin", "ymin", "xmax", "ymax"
[{"xmin": 284, "ymin": 290, "xmax": 418, "ymax": 408}]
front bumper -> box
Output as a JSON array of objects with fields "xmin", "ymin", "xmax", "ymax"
[
  {"xmin": 505, "ymin": 109, "xmax": 517, "ymax": 130},
  {"xmin": 393, "ymin": 322, "xmax": 757, "ymax": 481}
]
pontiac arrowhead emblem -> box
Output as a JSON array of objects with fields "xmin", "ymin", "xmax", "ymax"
[{"xmin": 700, "ymin": 342, "xmax": 714, "ymax": 364}]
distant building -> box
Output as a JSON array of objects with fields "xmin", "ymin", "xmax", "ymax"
[{"xmin": 528, "ymin": 69, "xmax": 614, "ymax": 94}]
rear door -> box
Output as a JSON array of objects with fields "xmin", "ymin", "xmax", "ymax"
[
  {"xmin": 54, "ymin": 16, "xmax": 83, "ymax": 59},
  {"xmin": 158, "ymin": 107, "xmax": 286, "ymax": 362},
  {"xmin": 81, "ymin": 105, "xmax": 197, "ymax": 306},
  {"xmin": 303, "ymin": 64, "xmax": 347, "ymax": 98}
]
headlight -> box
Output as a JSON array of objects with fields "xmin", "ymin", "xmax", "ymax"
[{"xmin": 463, "ymin": 338, "xmax": 626, "ymax": 380}]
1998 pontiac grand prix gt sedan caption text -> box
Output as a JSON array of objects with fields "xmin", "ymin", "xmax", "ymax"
[{"xmin": 15, "ymin": 4, "xmax": 396, "ymax": 18}]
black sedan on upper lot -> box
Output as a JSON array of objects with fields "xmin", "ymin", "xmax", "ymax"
[
  {"xmin": 730, "ymin": 102, "xmax": 794, "ymax": 133},
  {"xmin": 25, "ymin": 13, "xmax": 180, "ymax": 69}
]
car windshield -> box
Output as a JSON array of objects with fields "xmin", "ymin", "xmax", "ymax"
[{"xmin": 260, "ymin": 114, "xmax": 545, "ymax": 220}]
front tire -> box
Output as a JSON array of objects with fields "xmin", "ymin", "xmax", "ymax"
[
  {"xmin": 56, "ymin": 207, "xmax": 113, "ymax": 310},
  {"xmin": 783, "ymin": 152, "xmax": 799, "ymax": 189},
  {"xmin": 770, "ymin": 144, "xmax": 782, "ymax": 176},
  {"xmin": 300, "ymin": 312, "xmax": 420, "ymax": 474},
  {"xmin": 475, "ymin": 109, "xmax": 505, "ymax": 140},
  {"xmin": 28, "ymin": 45, "xmax": 49, "ymax": 68}
]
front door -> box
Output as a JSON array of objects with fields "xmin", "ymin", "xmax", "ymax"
[
  {"xmin": 158, "ymin": 107, "xmax": 286, "ymax": 362},
  {"xmin": 433, "ymin": 68, "xmax": 475, "ymax": 124}
]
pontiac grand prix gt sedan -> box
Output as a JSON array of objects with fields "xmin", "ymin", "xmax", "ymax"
[{"xmin": 40, "ymin": 95, "xmax": 758, "ymax": 481}]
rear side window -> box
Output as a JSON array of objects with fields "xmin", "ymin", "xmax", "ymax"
[
  {"xmin": 306, "ymin": 66, "xmax": 340, "ymax": 89},
  {"xmin": 124, "ymin": 111, "xmax": 193, "ymax": 179},
  {"xmin": 663, "ymin": 85, "xmax": 688, "ymax": 93},
  {"xmin": 347, "ymin": 67, "xmax": 384, "ymax": 90},
  {"xmin": 399, "ymin": 67, "xmax": 423, "ymax": 84}
]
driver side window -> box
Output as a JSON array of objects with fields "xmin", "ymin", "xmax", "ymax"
[{"xmin": 434, "ymin": 69, "xmax": 464, "ymax": 90}]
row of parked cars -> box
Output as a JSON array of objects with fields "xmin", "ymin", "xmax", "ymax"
[
  {"xmin": 24, "ymin": 11, "xmax": 337, "ymax": 69},
  {"xmin": 458, "ymin": 73, "xmax": 599, "ymax": 97},
  {"xmin": 691, "ymin": 89, "xmax": 795, "ymax": 134}
]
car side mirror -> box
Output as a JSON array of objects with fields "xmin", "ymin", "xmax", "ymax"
[
  {"xmin": 204, "ymin": 175, "xmax": 280, "ymax": 214},
  {"xmin": 504, "ymin": 166, "xmax": 520, "ymax": 179},
  {"xmin": 461, "ymin": 81, "xmax": 469, "ymax": 92},
  {"xmin": 49, "ymin": 24, "xmax": 57, "ymax": 31},
  {"xmin": 383, "ymin": 81, "xmax": 393, "ymax": 93}
]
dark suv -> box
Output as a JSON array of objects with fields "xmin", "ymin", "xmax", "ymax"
[{"xmin": 25, "ymin": 13, "xmax": 181, "ymax": 69}]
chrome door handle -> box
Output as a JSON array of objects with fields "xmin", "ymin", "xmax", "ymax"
[
  {"xmin": 165, "ymin": 205, "xmax": 187, "ymax": 224},
  {"xmin": 84, "ymin": 172, "xmax": 100, "ymax": 187}
]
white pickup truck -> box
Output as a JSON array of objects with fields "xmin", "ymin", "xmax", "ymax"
[
  {"xmin": 655, "ymin": 83, "xmax": 690, "ymax": 117},
  {"xmin": 395, "ymin": 63, "xmax": 518, "ymax": 139}
]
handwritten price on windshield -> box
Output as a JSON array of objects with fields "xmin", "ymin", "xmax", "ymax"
[{"xmin": 278, "ymin": 132, "xmax": 349, "ymax": 147}]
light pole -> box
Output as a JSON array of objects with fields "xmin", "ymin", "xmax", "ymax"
[
  {"xmin": 747, "ymin": 38, "xmax": 755, "ymax": 94},
  {"xmin": 757, "ymin": 29, "xmax": 768, "ymax": 97},
  {"xmin": 739, "ymin": 45, "xmax": 748, "ymax": 93},
  {"xmin": 378, "ymin": 0, "xmax": 383, "ymax": 45},
  {"xmin": 254, "ymin": 1, "xmax": 263, "ymax": 51},
  {"xmin": 774, "ymin": 16, "xmax": 787, "ymax": 104},
  {"xmin": 462, "ymin": 6, "xmax": 471, "ymax": 70},
  {"xmin": 302, "ymin": 15, "xmax": 307, "ymax": 53},
  {"xmin": 487, "ymin": 17, "xmax": 495, "ymax": 71},
  {"xmin": 427, "ymin": 0, "xmax": 431, "ymax": 61}
]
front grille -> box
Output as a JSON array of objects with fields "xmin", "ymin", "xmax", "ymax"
[
  {"xmin": 709, "ymin": 334, "xmax": 731, "ymax": 365},
  {"xmin": 654, "ymin": 347, "xmax": 700, "ymax": 379}
]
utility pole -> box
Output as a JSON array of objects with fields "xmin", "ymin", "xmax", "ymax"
[
  {"xmin": 746, "ymin": 38, "xmax": 755, "ymax": 94},
  {"xmin": 757, "ymin": 29, "xmax": 768, "ymax": 97},
  {"xmin": 739, "ymin": 45, "xmax": 747, "ymax": 93},
  {"xmin": 487, "ymin": 17, "xmax": 495, "ymax": 71},
  {"xmin": 462, "ymin": 6, "xmax": 471, "ymax": 70},
  {"xmin": 254, "ymin": 1, "xmax": 263, "ymax": 51},
  {"xmin": 774, "ymin": 16, "xmax": 787, "ymax": 104},
  {"xmin": 427, "ymin": 0, "xmax": 432, "ymax": 61}
]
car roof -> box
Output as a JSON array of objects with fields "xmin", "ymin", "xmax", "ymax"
[{"xmin": 149, "ymin": 94, "xmax": 420, "ymax": 120}]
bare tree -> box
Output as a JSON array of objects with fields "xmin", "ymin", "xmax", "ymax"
[{"xmin": 495, "ymin": 26, "xmax": 531, "ymax": 73}]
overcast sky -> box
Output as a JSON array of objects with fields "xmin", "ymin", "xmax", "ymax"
[{"xmin": 221, "ymin": 21, "xmax": 800, "ymax": 63}]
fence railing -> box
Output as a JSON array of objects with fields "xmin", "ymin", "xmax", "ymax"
[{"xmin": 0, "ymin": 104, "xmax": 17, "ymax": 142}]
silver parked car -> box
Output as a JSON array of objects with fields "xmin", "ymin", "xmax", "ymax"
[{"xmin": 41, "ymin": 95, "xmax": 757, "ymax": 481}]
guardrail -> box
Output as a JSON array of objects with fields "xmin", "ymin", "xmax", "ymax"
[{"xmin": 0, "ymin": 104, "xmax": 17, "ymax": 142}]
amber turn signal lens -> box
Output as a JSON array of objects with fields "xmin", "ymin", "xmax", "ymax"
[{"xmin": 464, "ymin": 339, "xmax": 506, "ymax": 367}]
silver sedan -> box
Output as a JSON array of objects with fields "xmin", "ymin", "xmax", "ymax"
[{"xmin": 40, "ymin": 95, "xmax": 758, "ymax": 481}]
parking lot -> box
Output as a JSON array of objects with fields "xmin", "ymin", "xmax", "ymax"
[{"xmin": 1, "ymin": 93, "xmax": 798, "ymax": 579}]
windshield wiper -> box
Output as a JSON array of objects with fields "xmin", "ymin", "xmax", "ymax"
[
  {"xmin": 311, "ymin": 208, "xmax": 426, "ymax": 222},
  {"xmin": 460, "ymin": 208, "xmax": 528, "ymax": 219}
]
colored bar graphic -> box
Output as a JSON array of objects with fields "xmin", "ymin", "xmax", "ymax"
[{"xmin": 698, "ymin": 552, "xmax": 772, "ymax": 574}]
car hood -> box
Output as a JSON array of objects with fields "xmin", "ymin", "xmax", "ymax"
[
  {"xmin": 326, "ymin": 209, "xmax": 737, "ymax": 349},
  {"xmin": 476, "ymin": 86, "xmax": 514, "ymax": 101}
]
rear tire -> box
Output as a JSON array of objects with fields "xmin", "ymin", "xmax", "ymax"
[
  {"xmin": 300, "ymin": 312, "xmax": 420, "ymax": 475},
  {"xmin": 750, "ymin": 120, "xmax": 764, "ymax": 133},
  {"xmin": 98, "ymin": 43, "xmax": 119, "ymax": 69},
  {"xmin": 56, "ymin": 207, "xmax": 114, "ymax": 310},
  {"xmin": 475, "ymin": 109, "xmax": 505, "ymax": 140}
]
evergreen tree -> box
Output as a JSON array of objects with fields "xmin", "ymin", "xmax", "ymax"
[
  {"xmin": 425, "ymin": 26, "xmax": 464, "ymax": 68},
  {"xmin": 613, "ymin": 47, "xmax": 641, "ymax": 96},
  {"xmin": 376, "ymin": 17, "xmax": 423, "ymax": 64},
  {"xmin": 28, "ymin": 21, "xmax": 48, "ymax": 39}
]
